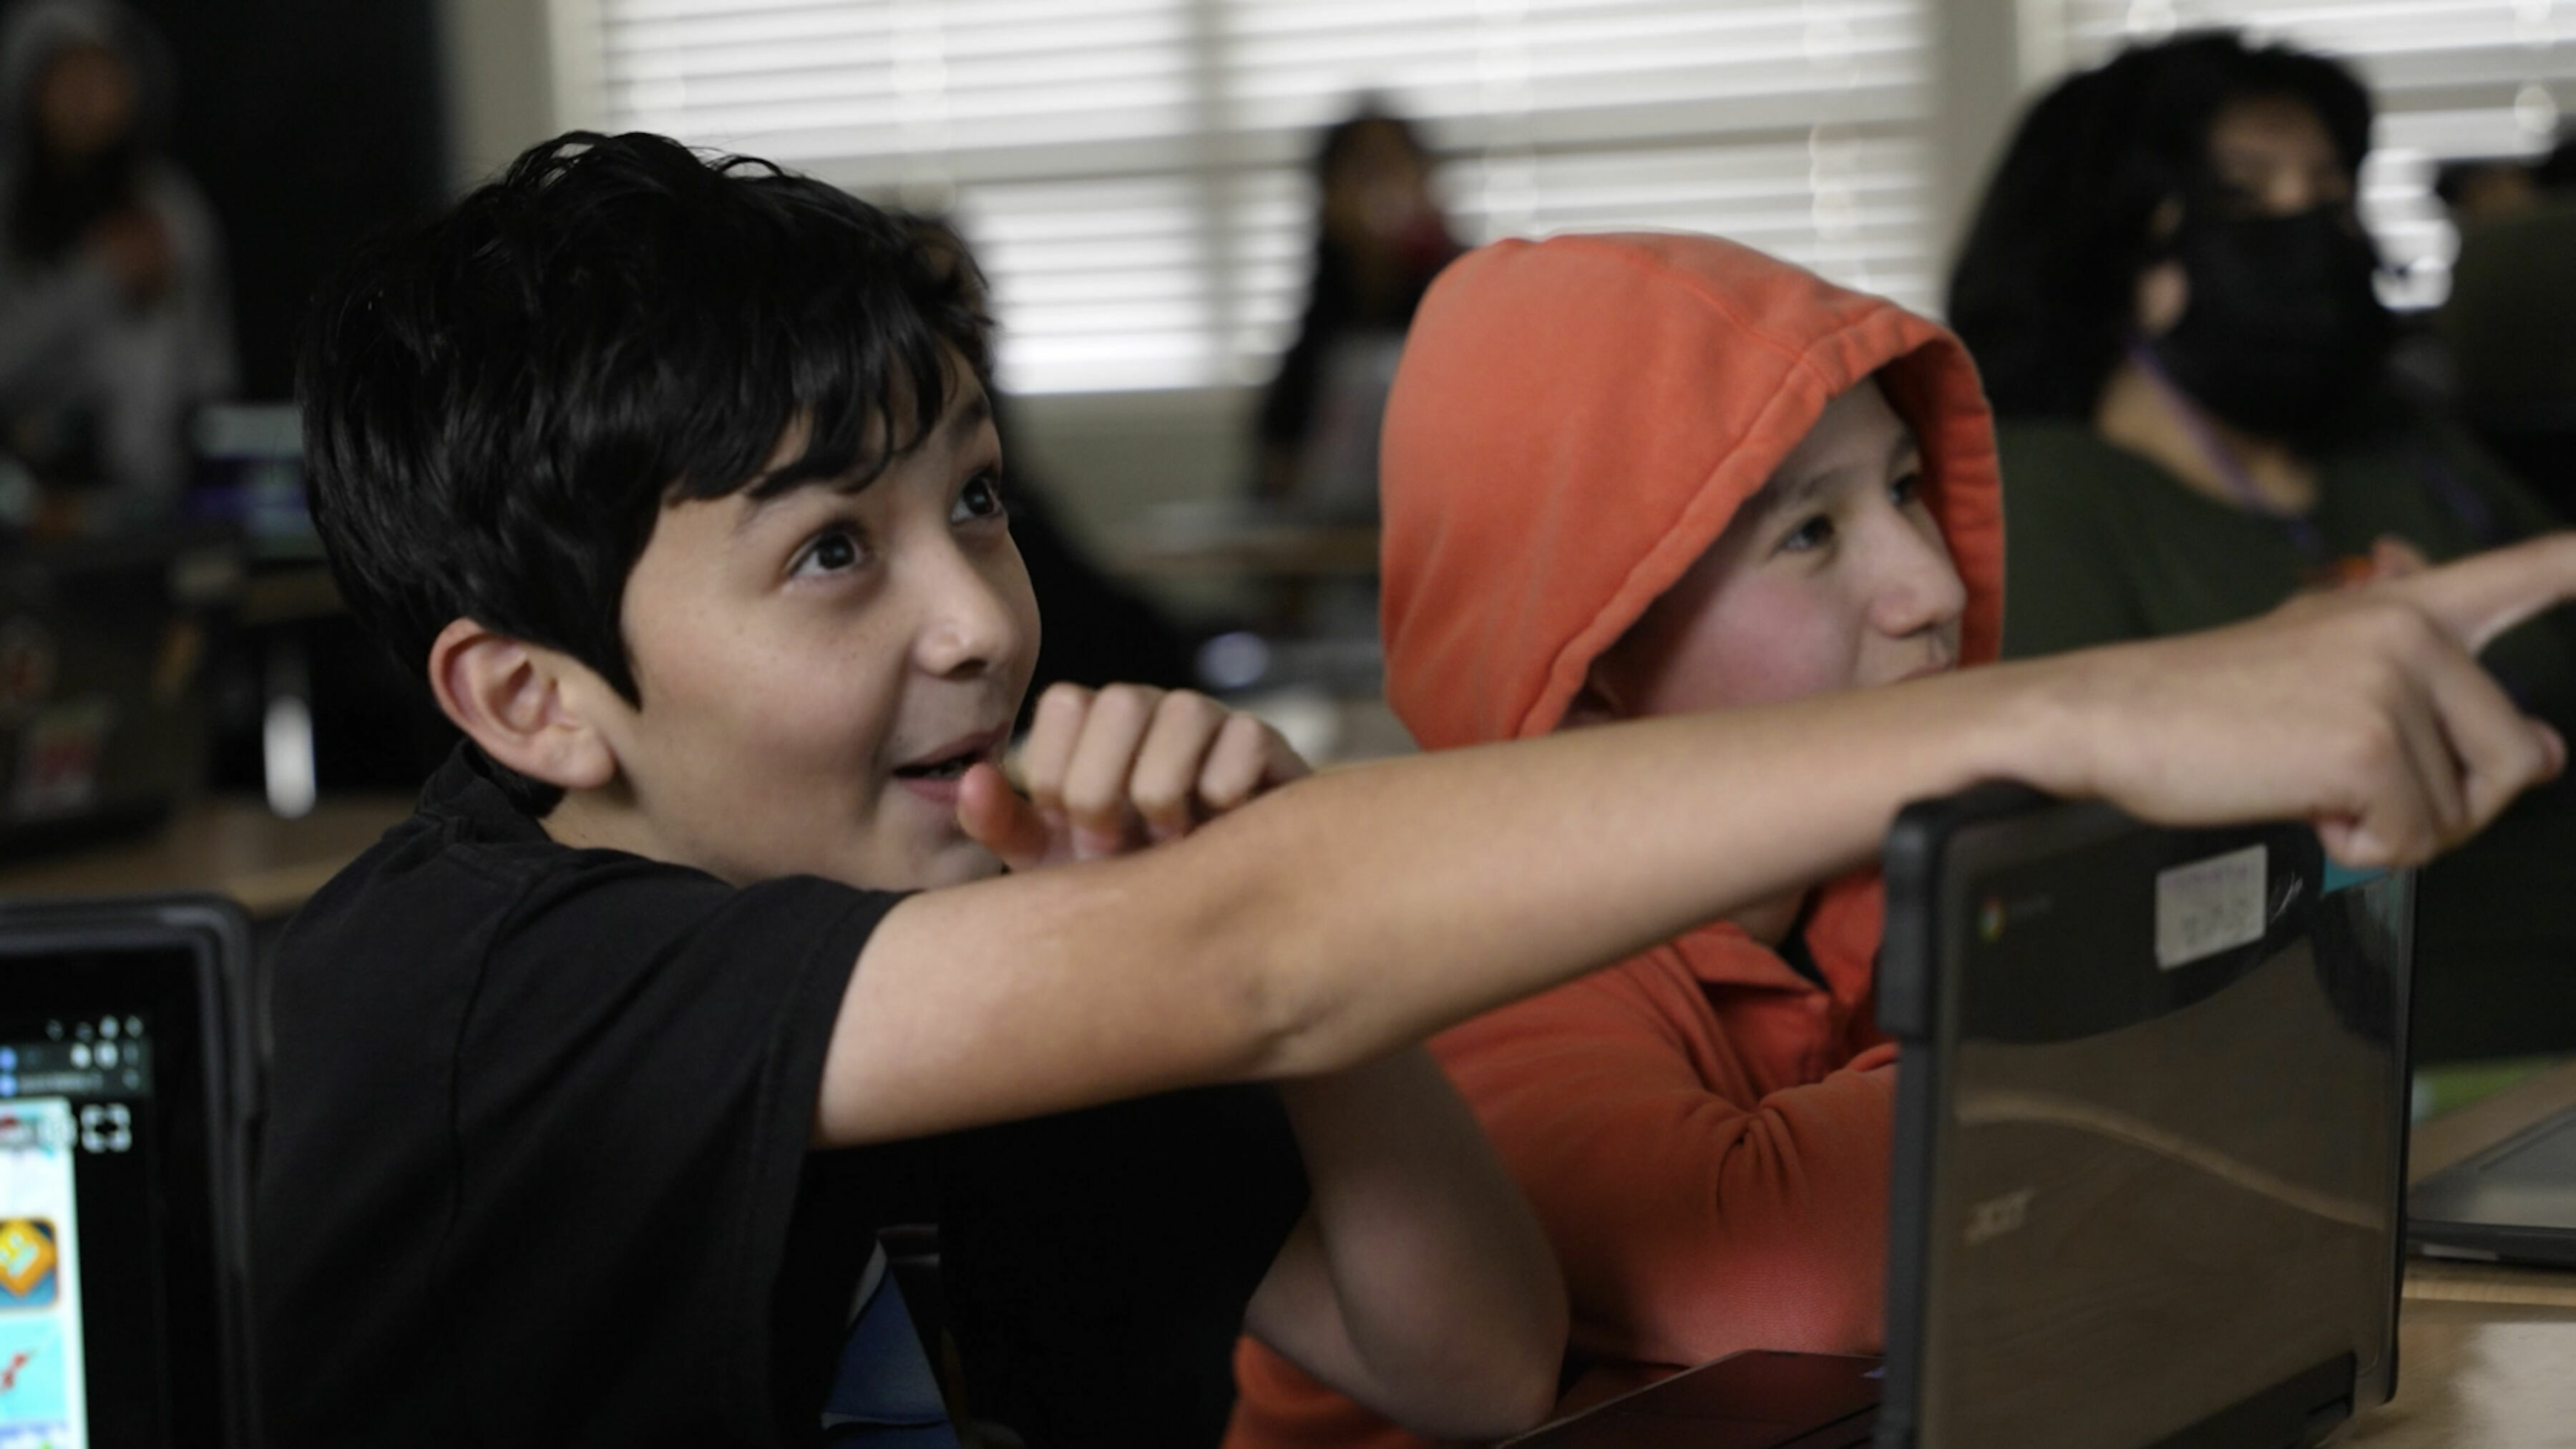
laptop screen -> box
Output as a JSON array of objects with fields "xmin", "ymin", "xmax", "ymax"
[
  {"xmin": 0, "ymin": 932, "xmax": 240, "ymax": 1448},
  {"xmin": 1893, "ymin": 809, "xmax": 2411, "ymax": 1449}
]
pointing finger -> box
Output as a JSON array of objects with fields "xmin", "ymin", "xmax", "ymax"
[{"xmin": 2384, "ymin": 533, "xmax": 2576, "ymax": 655}]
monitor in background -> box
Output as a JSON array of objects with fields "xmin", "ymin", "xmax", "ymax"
[
  {"xmin": 187, "ymin": 405, "xmax": 315, "ymax": 565},
  {"xmin": 0, "ymin": 897, "xmax": 256, "ymax": 1448}
]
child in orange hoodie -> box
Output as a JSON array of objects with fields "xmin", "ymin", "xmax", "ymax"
[{"xmin": 1224, "ymin": 230, "xmax": 2009, "ymax": 1446}]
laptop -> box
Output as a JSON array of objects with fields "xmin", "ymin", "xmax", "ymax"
[
  {"xmin": 1507, "ymin": 785, "xmax": 2415, "ymax": 1449},
  {"xmin": 0, "ymin": 894, "xmax": 260, "ymax": 1446},
  {"xmin": 2408, "ymin": 1106, "xmax": 2576, "ymax": 1267}
]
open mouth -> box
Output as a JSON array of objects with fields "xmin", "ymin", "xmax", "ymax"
[{"xmin": 892, "ymin": 731, "xmax": 1002, "ymax": 783}]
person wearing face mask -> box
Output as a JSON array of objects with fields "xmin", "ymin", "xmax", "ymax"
[{"xmin": 1951, "ymin": 31, "xmax": 2576, "ymax": 1063}]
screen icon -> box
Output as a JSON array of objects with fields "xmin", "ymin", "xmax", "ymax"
[{"xmin": 0, "ymin": 1222, "xmax": 56, "ymax": 1309}]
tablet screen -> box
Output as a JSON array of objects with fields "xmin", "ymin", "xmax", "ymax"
[{"xmin": 0, "ymin": 940, "xmax": 229, "ymax": 1448}]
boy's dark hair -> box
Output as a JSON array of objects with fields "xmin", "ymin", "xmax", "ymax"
[
  {"xmin": 1946, "ymin": 31, "xmax": 2371, "ymax": 420},
  {"xmin": 300, "ymin": 132, "xmax": 990, "ymax": 813}
]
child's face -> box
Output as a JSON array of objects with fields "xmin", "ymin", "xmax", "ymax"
[
  {"xmin": 1587, "ymin": 379, "xmax": 1963, "ymax": 717},
  {"xmin": 587, "ymin": 381, "xmax": 1038, "ymax": 890}
]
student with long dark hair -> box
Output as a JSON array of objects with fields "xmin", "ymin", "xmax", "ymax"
[{"xmin": 1951, "ymin": 31, "xmax": 2576, "ymax": 1060}]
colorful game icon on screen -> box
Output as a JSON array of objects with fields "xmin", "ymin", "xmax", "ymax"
[{"xmin": 0, "ymin": 1222, "xmax": 55, "ymax": 1309}]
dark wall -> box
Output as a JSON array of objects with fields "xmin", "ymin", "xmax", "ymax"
[
  {"xmin": 123, "ymin": 0, "xmax": 457, "ymax": 790},
  {"xmin": 130, "ymin": 0, "xmax": 449, "ymax": 399}
]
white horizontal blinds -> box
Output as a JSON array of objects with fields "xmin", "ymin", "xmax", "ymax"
[
  {"xmin": 1216, "ymin": 137, "xmax": 1931, "ymax": 369},
  {"xmin": 1219, "ymin": 0, "xmax": 1936, "ymax": 365},
  {"xmin": 597, "ymin": 0, "xmax": 1212, "ymax": 391},
  {"xmin": 2062, "ymin": 0, "xmax": 2576, "ymax": 306},
  {"xmin": 1221, "ymin": 0, "xmax": 1924, "ymax": 132},
  {"xmin": 590, "ymin": 1, "xmax": 1937, "ymax": 391},
  {"xmin": 955, "ymin": 175, "xmax": 1219, "ymax": 390},
  {"xmin": 599, "ymin": 0, "xmax": 1196, "ymax": 169}
]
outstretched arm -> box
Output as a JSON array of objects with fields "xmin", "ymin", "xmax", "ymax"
[{"xmin": 819, "ymin": 536, "xmax": 2576, "ymax": 1150}]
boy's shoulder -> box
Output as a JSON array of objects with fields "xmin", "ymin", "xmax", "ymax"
[
  {"xmin": 255, "ymin": 743, "xmax": 909, "ymax": 1438},
  {"xmin": 277, "ymin": 743, "xmax": 900, "ymax": 1013},
  {"xmin": 262, "ymin": 741, "xmax": 904, "ymax": 1172}
]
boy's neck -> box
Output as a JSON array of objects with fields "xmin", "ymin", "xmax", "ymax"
[
  {"xmin": 540, "ymin": 786, "xmax": 693, "ymax": 876},
  {"xmin": 2094, "ymin": 357, "xmax": 2320, "ymax": 517}
]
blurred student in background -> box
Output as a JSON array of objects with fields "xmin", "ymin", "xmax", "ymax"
[
  {"xmin": 1257, "ymin": 103, "xmax": 1460, "ymax": 527},
  {"xmin": 0, "ymin": 0, "xmax": 231, "ymax": 536},
  {"xmin": 1950, "ymin": 31, "xmax": 2576, "ymax": 1061}
]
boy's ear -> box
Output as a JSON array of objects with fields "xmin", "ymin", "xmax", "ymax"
[{"xmin": 426, "ymin": 618, "xmax": 620, "ymax": 792}]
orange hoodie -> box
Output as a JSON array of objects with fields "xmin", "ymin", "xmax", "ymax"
[{"xmin": 1224, "ymin": 233, "xmax": 2005, "ymax": 1448}]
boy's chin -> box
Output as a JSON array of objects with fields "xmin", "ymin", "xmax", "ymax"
[{"xmin": 899, "ymin": 837, "xmax": 1007, "ymax": 891}]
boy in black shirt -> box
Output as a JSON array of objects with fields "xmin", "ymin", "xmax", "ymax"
[{"xmin": 257, "ymin": 132, "xmax": 2576, "ymax": 1446}]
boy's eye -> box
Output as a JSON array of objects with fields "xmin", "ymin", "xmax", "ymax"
[
  {"xmin": 953, "ymin": 471, "xmax": 1009, "ymax": 525},
  {"xmin": 791, "ymin": 527, "xmax": 869, "ymax": 578},
  {"xmin": 1780, "ymin": 513, "xmax": 1836, "ymax": 554}
]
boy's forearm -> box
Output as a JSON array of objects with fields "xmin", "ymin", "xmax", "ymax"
[
  {"xmin": 831, "ymin": 582, "xmax": 2561, "ymax": 1144},
  {"xmin": 834, "ymin": 662, "xmax": 2051, "ymax": 1141},
  {"xmin": 1244, "ymin": 1049, "xmax": 1566, "ymax": 1438},
  {"xmin": 1202, "ymin": 662, "xmax": 2063, "ymax": 1075}
]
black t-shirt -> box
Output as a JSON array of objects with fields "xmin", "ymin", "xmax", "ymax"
[{"xmin": 255, "ymin": 745, "xmax": 1307, "ymax": 1447}]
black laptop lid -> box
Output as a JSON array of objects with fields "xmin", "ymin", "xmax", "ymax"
[
  {"xmin": 1877, "ymin": 787, "xmax": 2413, "ymax": 1449},
  {"xmin": 0, "ymin": 896, "xmax": 257, "ymax": 1447}
]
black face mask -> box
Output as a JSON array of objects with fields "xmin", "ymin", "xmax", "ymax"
[{"xmin": 2146, "ymin": 203, "xmax": 2395, "ymax": 446}]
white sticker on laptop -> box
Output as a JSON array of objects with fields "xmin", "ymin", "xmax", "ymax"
[{"xmin": 2155, "ymin": 844, "xmax": 2267, "ymax": 970}]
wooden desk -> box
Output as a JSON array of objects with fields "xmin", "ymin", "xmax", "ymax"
[
  {"xmin": 2343, "ymin": 1060, "xmax": 2576, "ymax": 1443},
  {"xmin": 0, "ymin": 795, "xmax": 412, "ymax": 918}
]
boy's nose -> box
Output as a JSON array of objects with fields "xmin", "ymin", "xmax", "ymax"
[
  {"xmin": 912, "ymin": 545, "xmax": 1031, "ymax": 680},
  {"xmin": 1870, "ymin": 517, "xmax": 1968, "ymax": 640}
]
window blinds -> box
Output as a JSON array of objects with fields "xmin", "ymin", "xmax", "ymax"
[
  {"xmin": 2060, "ymin": 0, "xmax": 2576, "ymax": 306},
  {"xmin": 587, "ymin": 0, "xmax": 1935, "ymax": 392}
]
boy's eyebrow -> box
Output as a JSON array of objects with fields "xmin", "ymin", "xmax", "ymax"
[
  {"xmin": 1888, "ymin": 430, "xmax": 1923, "ymax": 474},
  {"xmin": 1737, "ymin": 430, "xmax": 1923, "ymax": 523},
  {"xmin": 1740, "ymin": 469, "xmax": 1829, "ymax": 522},
  {"xmin": 731, "ymin": 386, "xmax": 997, "ymax": 535},
  {"xmin": 946, "ymin": 386, "xmax": 994, "ymax": 448}
]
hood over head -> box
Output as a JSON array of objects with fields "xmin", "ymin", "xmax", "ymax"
[{"xmin": 1380, "ymin": 231, "xmax": 2004, "ymax": 752}]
